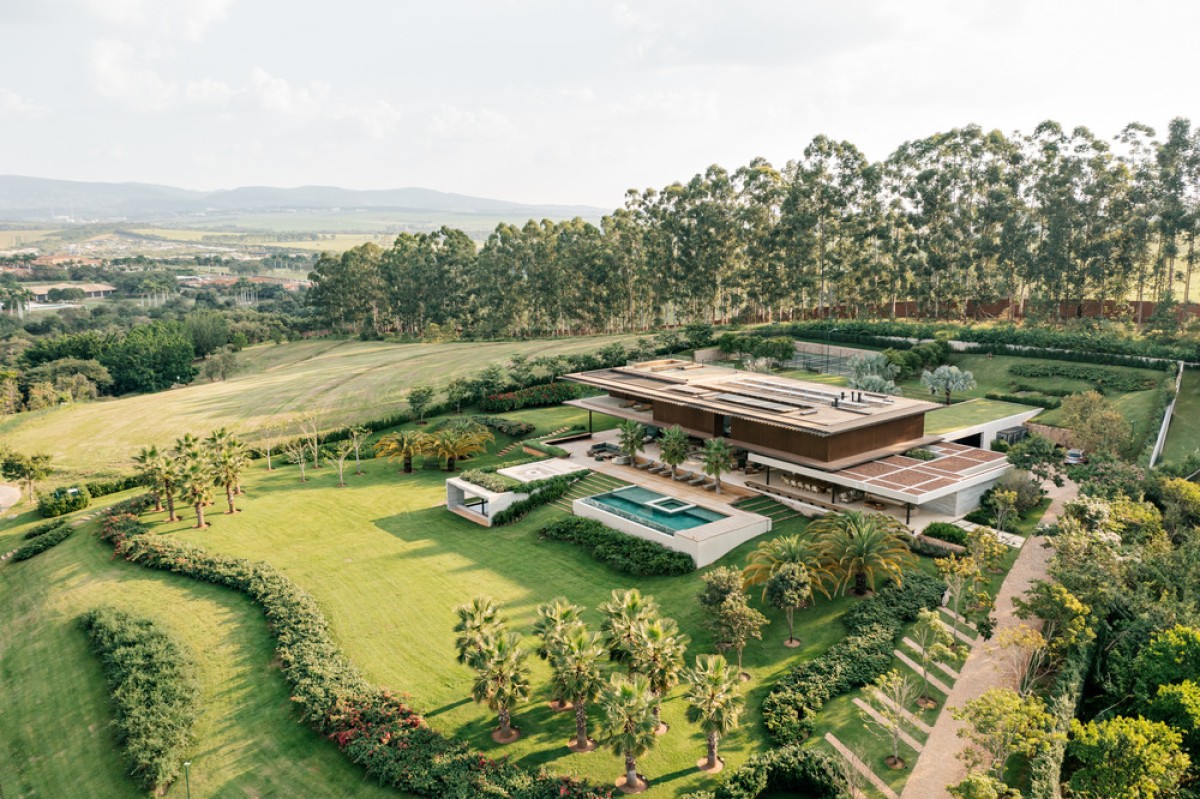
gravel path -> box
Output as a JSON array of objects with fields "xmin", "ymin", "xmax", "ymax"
[{"xmin": 900, "ymin": 480, "xmax": 1073, "ymax": 798}]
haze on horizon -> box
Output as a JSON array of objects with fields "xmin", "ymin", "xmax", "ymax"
[{"xmin": 1, "ymin": 0, "xmax": 1197, "ymax": 209}]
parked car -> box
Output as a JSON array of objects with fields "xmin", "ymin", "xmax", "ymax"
[{"xmin": 1063, "ymin": 448, "xmax": 1088, "ymax": 465}]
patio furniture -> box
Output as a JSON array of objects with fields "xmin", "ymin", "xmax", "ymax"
[
  {"xmin": 702, "ymin": 480, "xmax": 717, "ymax": 491},
  {"xmin": 635, "ymin": 460, "xmax": 652, "ymax": 470},
  {"xmin": 673, "ymin": 470, "xmax": 693, "ymax": 482},
  {"xmin": 688, "ymin": 475, "xmax": 706, "ymax": 486}
]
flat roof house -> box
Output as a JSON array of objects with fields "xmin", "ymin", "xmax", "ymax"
[{"xmin": 562, "ymin": 359, "xmax": 1038, "ymax": 523}]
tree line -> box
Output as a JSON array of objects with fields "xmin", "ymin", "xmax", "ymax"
[{"xmin": 308, "ymin": 119, "xmax": 1200, "ymax": 338}]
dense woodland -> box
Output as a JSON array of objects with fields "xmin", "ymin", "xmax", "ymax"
[{"xmin": 309, "ymin": 119, "xmax": 1200, "ymax": 338}]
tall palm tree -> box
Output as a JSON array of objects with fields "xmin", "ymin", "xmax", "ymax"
[
  {"xmin": 617, "ymin": 419, "xmax": 646, "ymax": 465},
  {"xmin": 659, "ymin": 425, "xmax": 690, "ymax": 479},
  {"xmin": 206, "ymin": 428, "xmax": 247, "ymax": 494},
  {"xmin": 453, "ymin": 596, "xmax": 503, "ymax": 667},
  {"xmin": 133, "ymin": 445, "xmax": 170, "ymax": 515},
  {"xmin": 179, "ymin": 460, "xmax": 214, "ymax": 529},
  {"xmin": 600, "ymin": 674, "xmax": 661, "ymax": 791},
  {"xmin": 212, "ymin": 442, "xmax": 248, "ymax": 513},
  {"xmin": 599, "ymin": 589, "xmax": 660, "ymax": 666},
  {"xmin": 550, "ymin": 626, "xmax": 606, "ymax": 751},
  {"xmin": 471, "ymin": 631, "xmax": 530, "ymax": 742},
  {"xmin": 374, "ymin": 430, "xmax": 431, "ymax": 474},
  {"xmin": 533, "ymin": 597, "xmax": 586, "ymax": 708},
  {"xmin": 742, "ymin": 533, "xmax": 829, "ymax": 600},
  {"xmin": 700, "ymin": 437, "xmax": 735, "ymax": 494},
  {"xmin": 810, "ymin": 510, "xmax": 917, "ymax": 596},
  {"xmin": 921, "ymin": 364, "xmax": 977, "ymax": 405},
  {"xmin": 631, "ymin": 617, "xmax": 689, "ymax": 730},
  {"xmin": 682, "ymin": 654, "xmax": 744, "ymax": 771}
]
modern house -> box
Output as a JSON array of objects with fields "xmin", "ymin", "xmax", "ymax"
[{"xmin": 561, "ymin": 359, "xmax": 1038, "ymax": 521}]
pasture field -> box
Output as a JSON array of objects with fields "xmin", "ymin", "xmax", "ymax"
[
  {"xmin": 0, "ymin": 228, "xmax": 57, "ymax": 248},
  {"xmin": 127, "ymin": 227, "xmax": 394, "ymax": 252},
  {"xmin": 0, "ymin": 336, "xmax": 638, "ymax": 482}
]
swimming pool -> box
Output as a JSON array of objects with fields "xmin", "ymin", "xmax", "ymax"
[{"xmin": 582, "ymin": 485, "xmax": 728, "ymax": 534}]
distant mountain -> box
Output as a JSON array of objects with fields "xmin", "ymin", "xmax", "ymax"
[{"xmin": 0, "ymin": 176, "xmax": 608, "ymax": 223}]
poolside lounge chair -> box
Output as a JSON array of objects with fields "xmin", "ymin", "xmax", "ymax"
[
  {"xmin": 635, "ymin": 459, "xmax": 652, "ymax": 470},
  {"xmin": 673, "ymin": 470, "xmax": 693, "ymax": 482},
  {"xmin": 703, "ymin": 481, "xmax": 717, "ymax": 491},
  {"xmin": 649, "ymin": 464, "xmax": 668, "ymax": 475},
  {"xmin": 688, "ymin": 474, "xmax": 706, "ymax": 486}
]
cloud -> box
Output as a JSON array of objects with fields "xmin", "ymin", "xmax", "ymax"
[
  {"xmin": 427, "ymin": 105, "xmax": 517, "ymax": 141},
  {"xmin": 247, "ymin": 68, "xmax": 401, "ymax": 138},
  {"xmin": 0, "ymin": 88, "xmax": 46, "ymax": 119},
  {"xmin": 82, "ymin": 0, "xmax": 234, "ymax": 41},
  {"xmin": 89, "ymin": 39, "xmax": 177, "ymax": 111},
  {"xmin": 184, "ymin": 77, "xmax": 235, "ymax": 106}
]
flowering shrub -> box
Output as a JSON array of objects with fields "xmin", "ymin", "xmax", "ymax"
[{"xmin": 479, "ymin": 382, "xmax": 582, "ymax": 413}]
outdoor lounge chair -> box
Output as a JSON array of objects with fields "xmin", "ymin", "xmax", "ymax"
[
  {"xmin": 635, "ymin": 459, "xmax": 652, "ymax": 470},
  {"xmin": 673, "ymin": 470, "xmax": 693, "ymax": 481},
  {"xmin": 688, "ymin": 474, "xmax": 706, "ymax": 486},
  {"xmin": 649, "ymin": 464, "xmax": 668, "ymax": 475},
  {"xmin": 703, "ymin": 480, "xmax": 717, "ymax": 491}
]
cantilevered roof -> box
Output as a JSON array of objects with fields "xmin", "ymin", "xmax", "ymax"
[{"xmin": 562, "ymin": 359, "xmax": 940, "ymax": 437}]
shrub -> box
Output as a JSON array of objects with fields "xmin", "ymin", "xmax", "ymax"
[
  {"xmin": 469, "ymin": 415, "xmax": 535, "ymax": 437},
  {"xmin": 79, "ymin": 606, "xmax": 200, "ymax": 792},
  {"xmin": 459, "ymin": 469, "xmax": 513, "ymax": 493},
  {"xmin": 11, "ymin": 523, "xmax": 72, "ymax": 561},
  {"xmin": 479, "ymin": 382, "xmax": 582, "ymax": 413},
  {"xmin": 923, "ymin": 521, "xmax": 969, "ymax": 546},
  {"xmin": 537, "ymin": 517, "xmax": 695, "ymax": 576},
  {"xmin": 904, "ymin": 448, "xmax": 937, "ymax": 461},
  {"xmin": 985, "ymin": 391, "xmax": 1062, "ymax": 409},
  {"xmin": 522, "ymin": 439, "xmax": 569, "ymax": 457},
  {"xmin": 83, "ymin": 474, "xmax": 143, "ymax": 499},
  {"xmin": 490, "ymin": 474, "xmax": 583, "ymax": 525},
  {"xmin": 1007, "ymin": 362, "xmax": 1158, "ymax": 393},
  {"xmin": 37, "ymin": 485, "xmax": 90, "ymax": 517},
  {"xmin": 762, "ymin": 571, "xmax": 945, "ymax": 744},
  {"xmin": 964, "ymin": 507, "xmax": 993, "ymax": 526},
  {"xmin": 23, "ymin": 519, "xmax": 68, "ymax": 540},
  {"xmin": 681, "ymin": 745, "xmax": 845, "ymax": 799}
]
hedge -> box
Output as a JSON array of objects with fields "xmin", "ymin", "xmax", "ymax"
[
  {"xmin": 79, "ymin": 606, "xmax": 201, "ymax": 792},
  {"xmin": 469, "ymin": 415, "xmax": 535, "ymax": 437},
  {"xmin": 1028, "ymin": 642, "xmax": 1094, "ymax": 799},
  {"xmin": 1007, "ymin": 362, "xmax": 1159, "ymax": 393},
  {"xmin": 105, "ymin": 514, "xmax": 605, "ymax": 798},
  {"xmin": 479, "ymin": 382, "xmax": 582, "ymax": 413},
  {"xmin": 459, "ymin": 469, "xmax": 513, "ymax": 493},
  {"xmin": 922, "ymin": 521, "xmax": 969, "ymax": 546},
  {"xmin": 985, "ymin": 391, "xmax": 1062, "ymax": 409},
  {"xmin": 680, "ymin": 745, "xmax": 847, "ymax": 799},
  {"xmin": 522, "ymin": 439, "xmax": 569, "ymax": 457},
  {"xmin": 23, "ymin": 519, "xmax": 68, "ymax": 540},
  {"xmin": 491, "ymin": 474, "xmax": 583, "ymax": 526},
  {"xmin": 37, "ymin": 485, "xmax": 90, "ymax": 517},
  {"xmin": 537, "ymin": 517, "xmax": 696, "ymax": 576},
  {"xmin": 11, "ymin": 522, "xmax": 72, "ymax": 561},
  {"xmin": 83, "ymin": 474, "xmax": 143, "ymax": 499},
  {"xmin": 761, "ymin": 571, "xmax": 946, "ymax": 743}
]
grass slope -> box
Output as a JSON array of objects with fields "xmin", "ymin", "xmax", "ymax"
[
  {"xmin": 0, "ymin": 336, "xmax": 635, "ymax": 482},
  {"xmin": 1162, "ymin": 367, "xmax": 1200, "ymax": 465}
]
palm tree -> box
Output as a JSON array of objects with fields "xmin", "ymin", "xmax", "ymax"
[
  {"xmin": 600, "ymin": 674, "xmax": 661, "ymax": 791},
  {"xmin": 374, "ymin": 430, "xmax": 430, "ymax": 474},
  {"xmin": 659, "ymin": 425, "xmax": 690, "ymax": 479},
  {"xmin": 810, "ymin": 510, "xmax": 917, "ymax": 596},
  {"xmin": 453, "ymin": 596, "xmax": 503, "ymax": 667},
  {"xmin": 617, "ymin": 419, "xmax": 646, "ymax": 465},
  {"xmin": 533, "ymin": 597, "xmax": 585, "ymax": 709},
  {"xmin": 921, "ymin": 364, "xmax": 977, "ymax": 405},
  {"xmin": 208, "ymin": 432, "xmax": 248, "ymax": 514},
  {"xmin": 429, "ymin": 423, "xmax": 493, "ymax": 472},
  {"xmin": 682, "ymin": 654, "xmax": 744, "ymax": 772},
  {"xmin": 133, "ymin": 445, "xmax": 171, "ymax": 515},
  {"xmin": 599, "ymin": 589, "xmax": 660, "ymax": 665},
  {"xmin": 179, "ymin": 460, "xmax": 214, "ymax": 529},
  {"xmin": 550, "ymin": 626, "xmax": 606, "ymax": 751},
  {"xmin": 206, "ymin": 428, "xmax": 247, "ymax": 493},
  {"xmin": 742, "ymin": 533, "xmax": 829, "ymax": 600},
  {"xmin": 700, "ymin": 437, "xmax": 735, "ymax": 494},
  {"xmin": 631, "ymin": 617, "xmax": 689, "ymax": 731},
  {"xmin": 470, "ymin": 631, "xmax": 530, "ymax": 743}
]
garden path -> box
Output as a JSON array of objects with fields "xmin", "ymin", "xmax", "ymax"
[{"xmin": 899, "ymin": 479, "xmax": 1075, "ymax": 798}]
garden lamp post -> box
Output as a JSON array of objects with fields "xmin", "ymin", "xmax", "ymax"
[
  {"xmin": 184, "ymin": 761, "xmax": 191, "ymax": 799},
  {"xmin": 824, "ymin": 327, "xmax": 840, "ymax": 374}
]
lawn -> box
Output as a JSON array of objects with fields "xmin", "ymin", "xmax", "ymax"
[
  {"xmin": 0, "ymin": 403, "xmax": 880, "ymax": 798},
  {"xmin": 924, "ymin": 399, "xmax": 1035, "ymax": 436},
  {"xmin": 0, "ymin": 335, "xmax": 638, "ymax": 483},
  {"xmin": 1162, "ymin": 367, "xmax": 1200, "ymax": 465}
]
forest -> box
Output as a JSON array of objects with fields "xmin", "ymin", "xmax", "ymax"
[{"xmin": 308, "ymin": 119, "xmax": 1200, "ymax": 339}]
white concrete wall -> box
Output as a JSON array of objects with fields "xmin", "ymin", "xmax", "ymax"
[{"xmin": 445, "ymin": 478, "xmax": 528, "ymax": 527}]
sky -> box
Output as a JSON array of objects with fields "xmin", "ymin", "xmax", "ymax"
[{"xmin": 0, "ymin": 0, "xmax": 1197, "ymax": 209}]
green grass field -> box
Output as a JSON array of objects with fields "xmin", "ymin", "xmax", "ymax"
[
  {"xmin": 1162, "ymin": 368, "xmax": 1200, "ymax": 465},
  {"xmin": 0, "ymin": 336, "xmax": 638, "ymax": 483}
]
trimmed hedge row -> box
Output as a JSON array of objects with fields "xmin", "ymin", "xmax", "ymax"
[
  {"xmin": 79, "ymin": 606, "xmax": 200, "ymax": 792},
  {"xmin": 23, "ymin": 519, "xmax": 68, "ymax": 540},
  {"xmin": 922, "ymin": 521, "xmax": 969, "ymax": 546},
  {"xmin": 1008, "ymin": 362, "xmax": 1159, "ymax": 393},
  {"xmin": 11, "ymin": 521, "xmax": 72, "ymax": 561},
  {"xmin": 459, "ymin": 469, "xmax": 513, "ymax": 493},
  {"xmin": 762, "ymin": 571, "xmax": 946, "ymax": 744},
  {"xmin": 537, "ymin": 517, "xmax": 696, "ymax": 576},
  {"xmin": 491, "ymin": 474, "xmax": 583, "ymax": 526},
  {"xmin": 680, "ymin": 745, "xmax": 846, "ymax": 799},
  {"xmin": 985, "ymin": 391, "xmax": 1062, "ymax": 409},
  {"xmin": 479, "ymin": 382, "xmax": 583, "ymax": 413},
  {"xmin": 469, "ymin": 415, "xmax": 535, "ymax": 437},
  {"xmin": 83, "ymin": 474, "xmax": 144, "ymax": 499},
  {"xmin": 106, "ymin": 519, "xmax": 605, "ymax": 798}
]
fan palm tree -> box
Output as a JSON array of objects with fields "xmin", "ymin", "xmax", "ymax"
[
  {"xmin": 179, "ymin": 460, "xmax": 214, "ymax": 529},
  {"xmin": 470, "ymin": 631, "xmax": 530, "ymax": 743},
  {"xmin": 550, "ymin": 626, "xmax": 606, "ymax": 751},
  {"xmin": 700, "ymin": 437, "xmax": 735, "ymax": 494},
  {"xmin": 921, "ymin": 364, "xmax": 977, "ymax": 405},
  {"xmin": 453, "ymin": 596, "xmax": 503, "ymax": 667},
  {"xmin": 600, "ymin": 674, "xmax": 661, "ymax": 791},
  {"xmin": 742, "ymin": 533, "xmax": 829, "ymax": 600},
  {"xmin": 212, "ymin": 443, "xmax": 248, "ymax": 513},
  {"xmin": 599, "ymin": 589, "xmax": 660, "ymax": 666},
  {"xmin": 617, "ymin": 419, "xmax": 646, "ymax": 465},
  {"xmin": 659, "ymin": 425, "xmax": 690, "ymax": 479},
  {"xmin": 682, "ymin": 654, "xmax": 743, "ymax": 771},
  {"xmin": 810, "ymin": 510, "xmax": 917, "ymax": 596},
  {"xmin": 533, "ymin": 597, "xmax": 586, "ymax": 708},
  {"xmin": 631, "ymin": 617, "xmax": 689, "ymax": 730},
  {"xmin": 374, "ymin": 430, "xmax": 431, "ymax": 474},
  {"xmin": 133, "ymin": 444, "xmax": 172, "ymax": 516},
  {"xmin": 206, "ymin": 428, "xmax": 247, "ymax": 493}
]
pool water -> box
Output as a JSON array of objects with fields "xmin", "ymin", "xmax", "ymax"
[{"xmin": 586, "ymin": 486, "xmax": 727, "ymax": 532}]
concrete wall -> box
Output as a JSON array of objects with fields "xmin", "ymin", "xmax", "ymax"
[
  {"xmin": 921, "ymin": 476, "xmax": 1000, "ymax": 518},
  {"xmin": 445, "ymin": 478, "xmax": 528, "ymax": 527}
]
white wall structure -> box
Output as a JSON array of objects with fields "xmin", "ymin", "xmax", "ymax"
[{"xmin": 445, "ymin": 478, "xmax": 528, "ymax": 527}]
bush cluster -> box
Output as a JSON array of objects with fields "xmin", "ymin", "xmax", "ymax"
[
  {"xmin": 83, "ymin": 474, "xmax": 144, "ymax": 499},
  {"xmin": 761, "ymin": 571, "xmax": 946, "ymax": 744},
  {"xmin": 523, "ymin": 439, "xmax": 569, "ymax": 457},
  {"xmin": 479, "ymin": 382, "xmax": 582, "ymax": 413},
  {"xmin": 537, "ymin": 517, "xmax": 696, "ymax": 576},
  {"xmin": 109, "ymin": 533, "xmax": 605, "ymax": 798},
  {"xmin": 469, "ymin": 415, "xmax": 535, "ymax": 437},
  {"xmin": 922, "ymin": 521, "xmax": 969, "ymax": 546},
  {"xmin": 36, "ymin": 485, "xmax": 90, "ymax": 517},
  {"xmin": 1008, "ymin": 362, "xmax": 1159, "ymax": 393},
  {"xmin": 23, "ymin": 519, "xmax": 68, "ymax": 540},
  {"xmin": 79, "ymin": 606, "xmax": 201, "ymax": 792},
  {"xmin": 459, "ymin": 469, "xmax": 513, "ymax": 493},
  {"xmin": 490, "ymin": 474, "xmax": 582, "ymax": 525},
  {"xmin": 985, "ymin": 391, "xmax": 1062, "ymax": 409},
  {"xmin": 680, "ymin": 745, "xmax": 846, "ymax": 799},
  {"xmin": 11, "ymin": 521, "xmax": 72, "ymax": 561},
  {"xmin": 1028, "ymin": 643, "xmax": 1094, "ymax": 799}
]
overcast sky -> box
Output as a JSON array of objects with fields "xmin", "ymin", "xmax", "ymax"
[{"xmin": 0, "ymin": 0, "xmax": 1196, "ymax": 208}]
